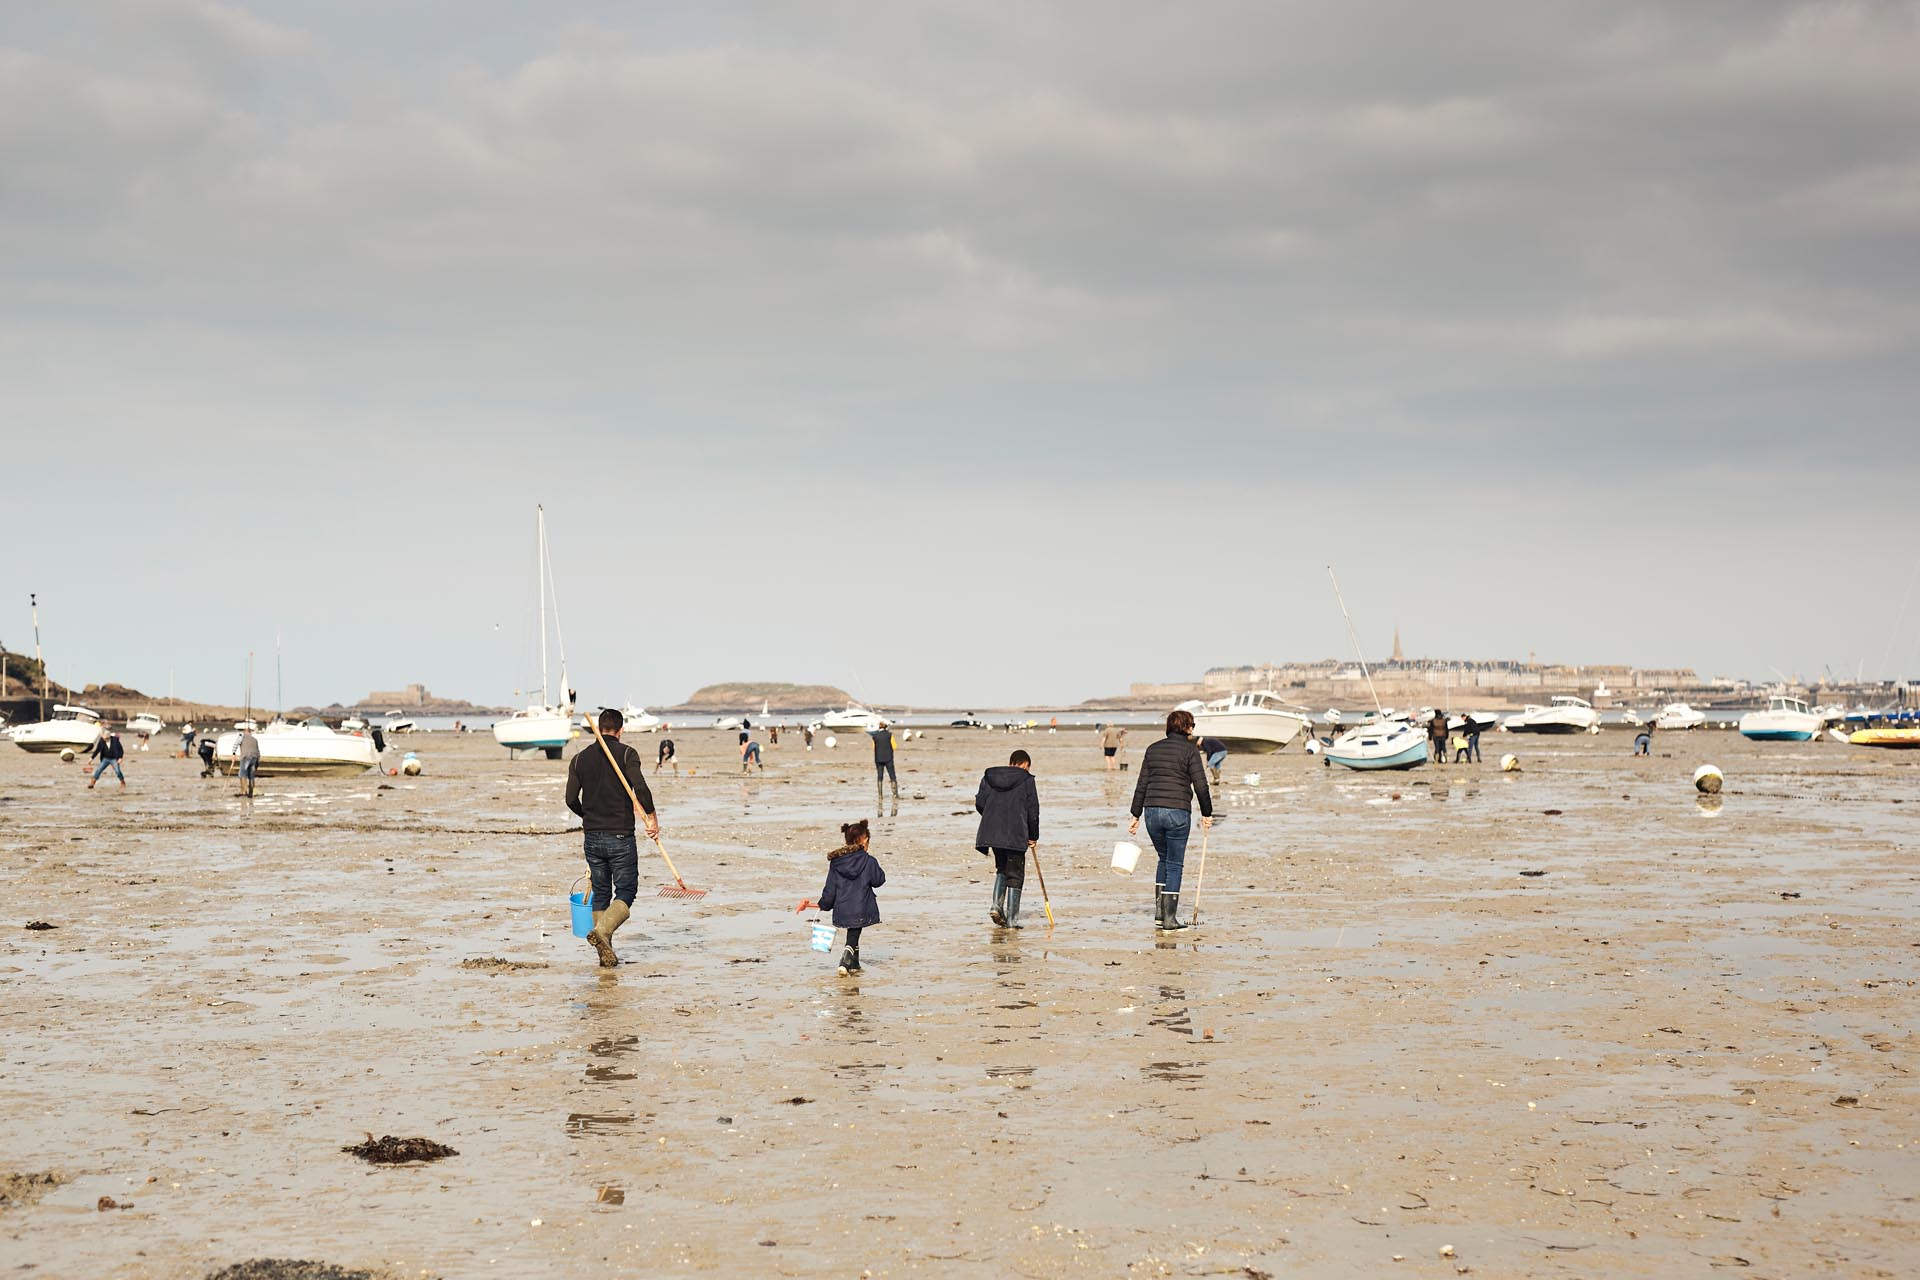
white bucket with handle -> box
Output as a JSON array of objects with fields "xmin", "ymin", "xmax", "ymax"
[{"xmin": 1111, "ymin": 841, "xmax": 1142, "ymax": 874}]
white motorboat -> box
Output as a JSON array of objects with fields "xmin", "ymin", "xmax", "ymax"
[
  {"xmin": 7, "ymin": 704, "xmax": 104, "ymax": 753},
  {"xmin": 1325, "ymin": 716, "xmax": 1429, "ymax": 770},
  {"xmin": 215, "ymin": 717, "xmax": 380, "ymax": 777},
  {"xmin": 384, "ymin": 715, "xmax": 418, "ymax": 734},
  {"xmin": 1651, "ymin": 703, "xmax": 1706, "ymax": 731},
  {"xmin": 1739, "ymin": 695, "xmax": 1822, "ymax": 742},
  {"xmin": 618, "ymin": 704, "xmax": 662, "ymax": 732},
  {"xmin": 817, "ymin": 704, "xmax": 882, "ymax": 733},
  {"xmin": 1446, "ymin": 711, "xmax": 1499, "ymax": 734},
  {"xmin": 1501, "ymin": 696, "xmax": 1599, "ymax": 734},
  {"xmin": 493, "ymin": 504, "xmax": 579, "ymax": 759},
  {"xmin": 341, "ymin": 717, "xmax": 368, "ymax": 733},
  {"xmin": 1191, "ymin": 690, "xmax": 1315, "ymax": 753},
  {"xmin": 127, "ymin": 712, "xmax": 165, "ymax": 738}
]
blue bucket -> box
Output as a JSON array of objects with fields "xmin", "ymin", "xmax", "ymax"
[
  {"xmin": 809, "ymin": 921, "xmax": 835, "ymax": 953},
  {"xmin": 569, "ymin": 876, "xmax": 594, "ymax": 938}
]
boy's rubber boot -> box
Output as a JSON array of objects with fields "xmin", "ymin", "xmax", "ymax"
[
  {"xmin": 837, "ymin": 946, "xmax": 856, "ymax": 976},
  {"xmin": 1004, "ymin": 887, "xmax": 1023, "ymax": 929},
  {"xmin": 590, "ymin": 900, "xmax": 630, "ymax": 968},
  {"xmin": 1158, "ymin": 892, "xmax": 1188, "ymax": 931},
  {"xmin": 990, "ymin": 873, "xmax": 1007, "ymax": 926}
]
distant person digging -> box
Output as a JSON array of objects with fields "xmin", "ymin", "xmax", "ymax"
[{"xmin": 1099, "ymin": 722, "xmax": 1128, "ymax": 771}]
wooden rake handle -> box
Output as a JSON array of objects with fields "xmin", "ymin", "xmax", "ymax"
[{"xmin": 583, "ymin": 711, "xmax": 683, "ymax": 887}]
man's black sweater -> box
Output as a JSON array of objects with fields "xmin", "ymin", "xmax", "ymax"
[{"xmin": 566, "ymin": 737, "xmax": 655, "ymax": 832}]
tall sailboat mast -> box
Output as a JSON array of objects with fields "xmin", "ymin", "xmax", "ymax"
[
  {"xmin": 30, "ymin": 592, "xmax": 44, "ymax": 718},
  {"xmin": 537, "ymin": 505, "xmax": 550, "ymax": 709}
]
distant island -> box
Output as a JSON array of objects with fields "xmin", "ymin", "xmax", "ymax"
[
  {"xmin": 302, "ymin": 683, "xmax": 508, "ymax": 718},
  {"xmin": 669, "ymin": 682, "xmax": 856, "ymax": 712}
]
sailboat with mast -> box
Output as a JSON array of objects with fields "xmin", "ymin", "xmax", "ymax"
[
  {"xmin": 5, "ymin": 593, "xmax": 105, "ymax": 754},
  {"xmin": 493, "ymin": 505, "xmax": 578, "ymax": 759},
  {"xmin": 1322, "ymin": 568, "xmax": 1429, "ymax": 770}
]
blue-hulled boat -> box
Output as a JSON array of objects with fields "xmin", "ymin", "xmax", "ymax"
[{"xmin": 1325, "ymin": 718, "xmax": 1429, "ymax": 770}]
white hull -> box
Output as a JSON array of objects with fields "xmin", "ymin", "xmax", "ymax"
[
  {"xmin": 493, "ymin": 708, "xmax": 576, "ymax": 754},
  {"xmin": 1192, "ymin": 704, "xmax": 1312, "ymax": 753},
  {"xmin": 1738, "ymin": 710, "xmax": 1821, "ymax": 741},
  {"xmin": 1651, "ymin": 703, "xmax": 1706, "ymax": 731},
  {"xmin": 1325, "ymin": 721, "xmax": 1428, "ymax": 770},
  {"xmin": 817, "ymin": 706, "xmax": 882, "ymax": 733},
  {"xmin": 127, "ymin": 714, "xmax": 166, "ymax": 738},
  {"xmin": 1502, "ymin": 698, "xmax": 1599, "ymax": 734},
  {"xmin": 619, "ymin": 705, "xmax": 662, "ymax": 732},
  {"xmin": 7, "ymin": 706, "xmax": 104, "ymax": 752},
  {"xmin": 215, "ymin": 723, "xmax": 379, "ymax": 777}
]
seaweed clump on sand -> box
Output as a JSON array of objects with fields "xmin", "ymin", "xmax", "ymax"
[
  {"xmin": 0, "ymin": 1171, "xmax": 64, "ymax": 1212},
  {"xmin": 341, "ymin": 1134, "xmax": 457, "ymax": 1164},
  {"xmin": 206, "ymin": 1262, "xmax": 410, "ymax": 1280}
]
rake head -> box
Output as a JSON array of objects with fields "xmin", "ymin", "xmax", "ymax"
[{"xmin": 657, "ymin": 881, "xmax": 707, "ymax": 900}]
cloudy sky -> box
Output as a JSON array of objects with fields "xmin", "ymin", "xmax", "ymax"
[{"xmin": 3, "ymin": 1, "xmax": 1916, "ymax": 709}]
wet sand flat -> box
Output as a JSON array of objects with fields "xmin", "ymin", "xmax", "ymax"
[{"xmin": 2, "ymin": 728, "xmax": 1915, "ymax": 1278}]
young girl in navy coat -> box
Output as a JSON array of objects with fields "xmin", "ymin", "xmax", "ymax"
[{"xmin": 819, "ymin": 818, "xmax": 886, "ymax": 976}]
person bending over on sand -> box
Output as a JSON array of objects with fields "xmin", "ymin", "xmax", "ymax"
[
  {"xmin": 656, "ymin": 737, "xmax": 677, "ymax": 774},
  {"xmin": 819, "ymin": 819, "xmax": 886, "ymax": 976},
  {"xmin": 976, "ymin": 749, "xmax": 1040, "ymax": 928},
  {"xmin": 87, "ymin": 728, "xmax": 126, "ymax": 789},
  {"xmin": 1199, "ymin": 735, "xmax": 1228, "ymax": 786},
  {"xmin": 197, "ymin": 735, "xmax": 218, "ymax": 777},
  {"xmin": 871, "ymin": 719, "xmax": 899, "ymax": 810},
  {"xmin": 741, "ymin": 734, "xmax": 764, "ymax": 772},
  {"xmin": 566, "ymin": 708, "xmax": 659, "ymax": 968},
  {"xmin": 1634, "ymin": 721, "xmax": 1654, "ymax": 757},
  {"xmin": 1127, "ymin": 708, "xmax": 1212, "ymax": 932}
]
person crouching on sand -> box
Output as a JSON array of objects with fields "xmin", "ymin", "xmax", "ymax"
[
  {"xmin": 565, "ymin": 708, "xmax": 660, "ymax": 968},
  {"xmin": 975, "ymin": 749, "xmax": 1039, "ymax": 928},
  {"xmin": 819, "ymin": 819, "xmax": 886, "ymax": 976}
]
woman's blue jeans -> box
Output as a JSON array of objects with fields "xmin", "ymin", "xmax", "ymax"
[
  {"xmin": 584, "ymin": 830, "xmax": 639, "ymax": 910},
  {"xmin": 1143, "ymin": 806, "xmax": 1191, "ymax": 896}
]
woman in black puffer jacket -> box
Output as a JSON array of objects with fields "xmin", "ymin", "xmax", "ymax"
[{"xmin": 1127, "ymin": 708, "xmax": 1213, "ymax": 931}]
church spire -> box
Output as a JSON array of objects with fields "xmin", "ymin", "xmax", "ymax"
[{"xmin": 1391, "ymin": 624, "xmax": 1404, "ymax": 664}]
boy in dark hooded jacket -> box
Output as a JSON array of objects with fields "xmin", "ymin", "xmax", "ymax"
[
  {"xmin": 819, "ymin": 818, "xmax": 886, "ymax": 975},
  {"xmin": 975, "ymin": 749, "xmax": 1039, "ymax": 927}
]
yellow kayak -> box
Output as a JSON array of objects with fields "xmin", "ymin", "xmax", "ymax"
[{"xmin": 1849, "ymin": 727, "xmax": 1920, "ymax": 749}]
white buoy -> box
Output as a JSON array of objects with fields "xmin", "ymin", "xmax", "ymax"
[
  {"xmin": 1500, "ymin": 753, "xmax": 1520, "ymax": 772},
  {"xmin": 1304, "ymin": 738, "xmax": 1323, "ymax": 756},
  {"xmin": 401, "ymin": 756, "xmax": 422, "ymax": 777},
  {"xmin": 824, "ymin": 735, "xmax": 837, "ymax": 749},
  {"xmin": 59, "ymin": 748, "xmax": 75, "ymax": 762},
  {"xmin": 1693, "ymin": 764, "xmax": 1723, "ymax": 795}
]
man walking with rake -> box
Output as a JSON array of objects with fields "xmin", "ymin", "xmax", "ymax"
[{"xmin": 566, "ymin": 707, "xmax": 659, "ymax": 968}]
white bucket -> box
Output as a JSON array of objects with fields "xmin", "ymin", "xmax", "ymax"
[
  {"xmin": 1111, "ymin": 841, "xmax": 1142, "ymax": 874},
  {"xmin": 1242, "ymin": 772, "xmax": 1261, "ymax": 786}
]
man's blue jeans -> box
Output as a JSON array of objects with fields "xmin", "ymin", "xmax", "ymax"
[
  {"xmin": 584, "ymin": 829, "xmax": 639, "ymax": 911},
  {"xmin": 1143, "ymin": 806, "xmax": 1192, "ymax": 896},
  {"xmin": 1206, "ymin": 750, "xmax": 1227, "ymax": 773}
]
